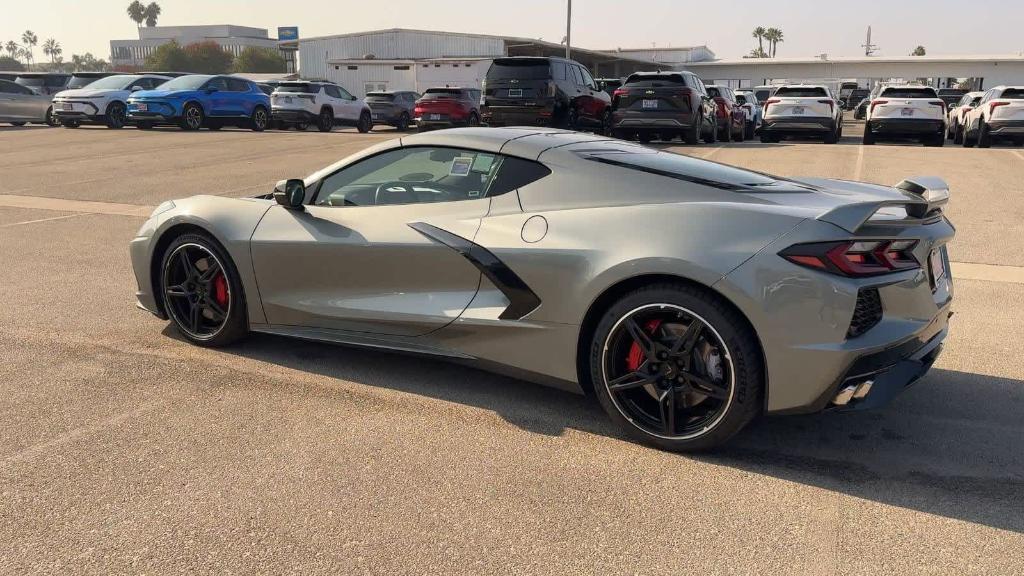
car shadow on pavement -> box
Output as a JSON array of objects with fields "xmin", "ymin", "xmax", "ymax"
[{"xmin": 211, "ymin": 331, "xmax": 1023, "ymax": 534}]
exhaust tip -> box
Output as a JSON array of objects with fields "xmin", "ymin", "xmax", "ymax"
[{"xmin": 832, "ymin": 378, "xmax": 875, "ymax": 406}]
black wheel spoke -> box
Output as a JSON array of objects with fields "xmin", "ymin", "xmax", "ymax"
[
  {"xmin": 165, "ymin": 284, "xmax": 188, "ymax": 299},
  {"xmin": 198, "ymin": 259, "xmax": 221, "ymax": 283},
  {"xmin": 669, "ymin": 320, "xmax": 702, "ymax": 357},
  {"xmin": 686, "ymin": 373, "xmax": 729, "ymax": 400},
  {"xmin": 178, "ymin": 249, "xmax": 194, "ymax": 279},
  {"xmin": 658, "ymin": 389, "xmax": 676, "ymax": 435},
  {"xmin": 625, "ymin": 318, "xmax": 657, "ymax": 361},
  {"xmin": 187, "ymin": 302, "xmax": 201, "ymax": 333},
  {"xmin": 608, "ymin": 368, "xmax": 657, "ymax": 392},
  {"xmin": 205, "ymin": 298, "xmax": 226, "ymax": 319}
]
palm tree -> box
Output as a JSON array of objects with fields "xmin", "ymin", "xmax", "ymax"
[
  {"xmin": 910, "ymin": 46, "xmax": 926, "ymax": 56},
  {"xmin": 143, "ymin": 2, "xmax": 162, "ymax": 27},
  {"xmin": 4, "ymin": 41, "xmax": 17, "ymax": 61},
  {"xmin": 127, "ymin": 1, "xmax": 146, "ymax": 27},
  {"xmin": 42, "ymin": 38, "xmax": 61, "ymax": 64},
  {"xmin": 765, "ymin": 28, "xmax": 784, "ymax": 57},
  {"xmin": 20, "ymin": 30, "xmax": 37, "ymax": 65},
  {"xmin": 752, "ymin": 27, "xmax": 766, "ymax": 57}
]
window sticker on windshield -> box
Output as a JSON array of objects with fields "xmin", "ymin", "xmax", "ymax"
[
  {"xmin": 449, "ymin": 157, "xmax": 473, "ymax": 177},
  {"xmin": 472, "ymin": 155, "xmax": 494, "ymax": 173}
]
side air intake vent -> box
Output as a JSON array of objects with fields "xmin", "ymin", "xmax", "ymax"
[{"xmin": 848, "ymin": 288, "xmax": 882, "ymax": 338}]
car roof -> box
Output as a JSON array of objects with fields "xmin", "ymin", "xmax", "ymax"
[
  {"xmin": 16, "ymin": 72, "xmax": 69, "ymax": 78},
  {"xmin": 775, "ymin": 84, "xmax": 829, "ymax": 89}
]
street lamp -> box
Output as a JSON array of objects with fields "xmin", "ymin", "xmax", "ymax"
[{"xmin": 565, "ymin": 0, "xmax": 572, "ymax": 59}]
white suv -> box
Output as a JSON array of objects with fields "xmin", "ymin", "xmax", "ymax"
[
  {"xmin": 863, "ymin": 85, "xmax": 946, "ymax": 146},
  {"xmin": 961, "ymin": 86, "xmax": 1024, "ymax": 148},
  {"xmin": 760, "ymin": 84, "xmax": 843, "ymax": 143},
  {"xmin": 51, "ymin": 74, "xmax": 170, "ymax": 129},
  {"xmin": 271, "ymin": 81, "xmax": 373, "ymax": 133}
]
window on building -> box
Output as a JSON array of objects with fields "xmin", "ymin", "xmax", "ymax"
[
  {"xmin": 394, "ymin": 65, "xmax": 410, "ymax": 71},
  {"xmin": 347, "ymin": 65, "xmax": 358, "ymax": 70}
]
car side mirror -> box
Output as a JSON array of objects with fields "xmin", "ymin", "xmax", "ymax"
[
  {"xmin": 274, "ymin": 179, "xmax": 306, "ymax": 211},
  {"xmin": 131, "ymin": 85, "xmax": 143, "ymax": 92}
]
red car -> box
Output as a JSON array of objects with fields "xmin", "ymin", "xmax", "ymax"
[
  {"xmin": 705, "ymin": 85, "xmax": 747, "ymax": 142},
  {"xmin": 414, "ymin": 88, "xmax": 482, "ymax": 131}
]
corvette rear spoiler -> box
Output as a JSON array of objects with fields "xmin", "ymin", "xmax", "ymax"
[{"xmin": 818, "ymin": 176, "xmax": 949, "ymax": 232}]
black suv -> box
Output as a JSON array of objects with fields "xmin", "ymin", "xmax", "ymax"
[
  {"xmin": 481, "ymin": 56, "xmax": 612, "ymax": 132},
  {"xmin": 366, "ymin": 90, "xmax": 420, "ymax": 131},
  {"xmin": 610, "ymin": 71, "xmax": 718, "ymax": 144}
]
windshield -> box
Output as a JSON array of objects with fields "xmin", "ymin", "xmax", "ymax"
[
  {"xmin": 624, "ymin": 74, "xmax": 687, "ymax": 88},
  {"xmin": 775, "ymin": 87, "xmax": 828, "ymax": 97},
  {"xmin": 77, "ymin": 75, "xmax": 137, "ymax": 90},
  {"xmin": 880, "ymin": 87, "xmax": 938, "ymax": 98},
  {"xmin": 754, "ymin": 89, "xmax": 772, "ymax": 102},
  {"xmin": 365, "ymin": 93, "xmax": 395, "ymax": 102},
  {"xmin": 68, "ymin": 75, "xmax": 106, "ymax": 89},
  {"xmin": 15, "ymin": 76, "xmax": 44, "ymax": 87},
  {"xmin": 422, "ymin": 88, "xmax": 463, "ymax": 99},
  {"xmin": 1001, "ymin": 89, "xmax": 1024, "ymax": 100},
  {"xmin": 487, "ymin": 59, "xmax": 550, "ymax": 80},
  {"xmin": 156, "ymin": 75, "xmax": 212, "ymax": 91}
]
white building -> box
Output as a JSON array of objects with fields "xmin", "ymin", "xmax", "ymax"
[
  {"xmin": 110, "ymin": 25, "xmax": 282, "ymax": 69},
  {"xmin": 297, "ymin": 28, "xmax": 706, "ymax": 97},
  {"xmin": 595, "ymin": 46, "xmax": 716, "ymax": 66}
]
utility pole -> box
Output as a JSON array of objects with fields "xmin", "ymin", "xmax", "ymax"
[{"xmin": 565, "ymin": 0, "xmax": 572, "ymax": 59}]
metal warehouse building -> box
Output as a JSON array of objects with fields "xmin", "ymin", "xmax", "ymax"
[{"xmin": 296, "ymin": 28, "xmax": 711, "ymax": 97}]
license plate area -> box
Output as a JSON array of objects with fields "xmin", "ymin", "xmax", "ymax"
[
  {"xmin": 62, "ymin": 103, "xmax": 72, "ymax": 111},
  {"xmin": 902, "ymin": 108, "xmax": 914, "ymax": 117},
  {"xmin": 642, "ymin": 99, "xmax": 658, "ymax": 109},
  {"xmin": 136, "ymin": 103, "xmax": 148, "ymax": 112},
  {"xmin": 508, "ymin": 89, "xmax": 522, "ymax": 98},
  {"xmin": 429, "ymin": 114, "xmax": 441, "ymax": 120},
  {"xmin": 792, "ymin": 106, "xmax": 804, "ymax": 115}
]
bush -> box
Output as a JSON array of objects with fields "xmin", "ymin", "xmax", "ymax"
[
  {"xmin": 182, "ymin": 41, "xmax": 233, "ymax": 74},
  {"xmin": 233, "ymin": 47, "xmax": 285, "ymax": 73},
  {"xmin": 143, "ymin": 41, "xmax": 190, "ymax": 71},
  {"xmin": 0, "ymin": 56, "xmax": 25, "ymax": 71}
]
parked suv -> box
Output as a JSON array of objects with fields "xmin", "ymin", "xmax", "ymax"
[
  {"xmin": 734, "ymin": 90, "xmax": 761, "ymax": 139},
  {"xmin": 366, "ymin": 90, "xmax": 419, "ymax": 131},
  {"xmin": 863, "ymin": 85, "xmax": 946, "ymax": 146},
  {"xmin": 127, "ymin": 74, "xmax": 271, "ymax": 131},
  {"xmin": 961, "ymin": 86, "xmax": 1024, "ymax": 148},
  {"xmin": 15, "ymin": 72, "xmax": 70, "ymax": 95},
  {"xmin": 53, "ymin": 74, "xmax": 170, "ymax": 129},
  {"xmin": 947, "ymin": 91, "xmax": 983, "ymax": 143},
  {"xmin": 271, "ymin": 81, "xmax": 372, "ymax": 132},
  {"xmin": 481, "ymin": 56, "xmax": 612, "ymax": 132},
  {"xmin": 843, "ymin": 88, "xmax": 870, "ymax": 110},
  {"xmin": 705, "ymin": 84, "xmax": 746, "ymax": 142},
  {"xmin": 414, "ymin": 88, "xmax": 481, "ymax": 131},
  {"xmin": 65, "ymin": 72, "xmax": 117, "ymax": 90},
  {"xmin": 610, "ymin": 71, "xmax": 717, "ymax": 144},
  {"xmin": 761, "ymin": 84, "xmax": 843, "ymax": 143}
]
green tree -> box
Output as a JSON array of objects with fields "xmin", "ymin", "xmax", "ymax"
[
  {"xmin": 765, "ymin": 27, "xmax": 784, "ymax": 57},
  {"xmin": 42, "ymin": 38, "xmax": 61, "ymax": 64},
  {"xmin": 233, "ymin": 47, "xmax": 285, "ymax": 73},
  {"xmin": 144, "ymin": 2, "xmax": 162, "ymax": 27},
  {"xmin": 182, "ymin": 41, "xmax": 233, "ymax": 73},
  {"xmin": 127, "ymin": 1, "xmax": 146, "ymax": 26},
  {"xmin": 71, "ymin": 52, "xmax": 110, "ymax": 72},
  {"xmin": 20, "ymin": 30, "xmax": 37, "ymax": 65},
  {"xmin": 143, "ymin": 41, "xmax": 190, "ymax": 71},
  {"xmin": 4, "ymin": 41, "xmax": 18, "ymax": 61},
  {"xmin": 0, "ymin": 55, "xmax": 24, "ymax": 71},
  {"xmin": 752, "ymin": 27, "xmax": 766, "ymax": 57},
  {"xmin": 910, "ymin": 45, "xmax": 926, "ymax": 56}
]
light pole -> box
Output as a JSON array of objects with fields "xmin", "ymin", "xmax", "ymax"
[{"xmin": 565, "ymin": 0, "xmax": 572, "ymax": 59}]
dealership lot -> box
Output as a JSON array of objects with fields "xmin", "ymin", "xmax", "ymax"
[{"xmin": 1, "ymin": 121, "xmax": 1022, "ymax": 573}]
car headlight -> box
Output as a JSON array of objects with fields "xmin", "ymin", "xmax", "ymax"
[{"xmin": 151, "ymin": 200, "xmax": 176, "ymax": 217}]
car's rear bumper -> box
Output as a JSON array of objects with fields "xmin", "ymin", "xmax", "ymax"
[
  {"xmin": 272, "ymin": 108, "xmax": 317, "ymax": 123},
  {"xmin": 762, "ymin": 116, "xmax": 834, "ymax": 132},
  {"xmin": 988, "ymin": 120, "xmax": 1024, "ymax": 134},
  {"xmin": 612, "ymin": 109, "xmax": 695, "ymax": 131},
  {"xmin": 868, "ymin": 118, "xmax": 944, "ymax": 134},
  {"xmin": 482, "ymin": 105, "xmax": 554, "ymax": 126}
]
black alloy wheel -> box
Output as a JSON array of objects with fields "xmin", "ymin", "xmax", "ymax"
[
  {"xmin": 590, "ymin": 284, "xmax": 763, "ymax": 451},
  {"xmin": 467, "ymin": 112, "xmax": 480, "ymax": 127},
  {"xmin": 45, "ymin": 107, "xmax": 58, "ymax": 126},
  {"xmin": 180, "ymin": 103, "xmax": 203, "ymax": 131},
  {"xmin": 318, "ymin": 108, "xmax": 334, "ymax": 132},
  {"xmin": 684, "ymin": 118, "xmax": 700, "ymax": 145},
  {"xmin": 397, "ymin": 112, "xmax": 410, "ymax": 131},
  {"xmin": 160, "ymin": 234, "xmax": 246, "ymax": 346},
  {"xmin": 567, "ymin": 107, "xmax": 580, "ymax": 131},
  {"xmin": 106, "ymin": 101, "xmax": 127, "ymax": 129},
  {"xmin": 600, "ymin": 109, "xmax": 613, "ymax": 135},
  {"xmin": 357, "ymin": 111, "xmax": 373, "ymax": 133},
  {"xmin": 251, "ymin": 106, "xmax": 268, "ymax": 132}
]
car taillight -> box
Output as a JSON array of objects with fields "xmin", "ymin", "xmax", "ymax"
[
  {"xmin": 818, "ymin": 99, "xmax": 834, "ymax": 112},
  {"xmin": 414, "ymin": 106, "xmax": 423, "ymax": 115},
  {"xmin": 869, "ymin": 99, "xmax": 888, "ymax": 114},
  {"xmin": 613, "ymin": 88, "xmax": 629, "ymax": 98},
  {"xmin": 990, "ymin": 101, "xmax": 1010, "ymax": 114},
  {"xmin": 780, "ymin": 240, "xmax": 920, "ymax": 277},
  {"xmin": 763, "ymin": 98, "xmax": 780, "ymax": 111},
  {"xmin": 928, "ymin": 100, "xmax": 946, "ymax": 113}
]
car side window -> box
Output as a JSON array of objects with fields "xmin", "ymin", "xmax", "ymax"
[
  {"xmin": 205, "ymin": 77, "xmax": 228, "ymax": 91},
  {"xmin": 324, "ymin": 85, "xmax": 341, "ymax": 99},
  {"xmin": 315, "ymin": 147, "xmax": 503, "ymax": 207},
  {"xmin": 336, "ymin": 85, "xmax": 355, "ymax": 101},
  {"xmin": 579, "ymin": 66, "xmax": 597, "ymax": 90},
  {"xmin": 227, "ymin": 78, "xmax": 250, "ymax": 92},
  {"xmin": 6, "ymin": 81, "xmax": 33, "ymax": 95},
  {"xmin": 552, "ymin": 61, "xmax": 567, "ymax": 81},
  {"xmin": 570, "ymin": 65, "xmax": 584, "ymax": 87}
]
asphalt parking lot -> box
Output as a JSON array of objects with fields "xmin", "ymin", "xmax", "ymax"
[{"xmin": 1, "ymin": 118, "xmax": 1022, "ymax": 574}]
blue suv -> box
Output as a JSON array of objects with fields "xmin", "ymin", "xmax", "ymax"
[{"xmin": 127, "ymin": 74, "xmax": 271, "ymax": 131}]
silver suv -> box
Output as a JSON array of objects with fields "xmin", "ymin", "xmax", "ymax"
[{"xmin": 270, "ymin": 81, "xmax": 372, "ymax": 133}]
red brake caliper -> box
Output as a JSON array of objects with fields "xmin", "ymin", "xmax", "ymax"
[
  {"xmin": 626, "ymin": 319, "xmax": 662, "ymax": 371},
  {"xmin": 213, "ymin": 274, "xmax": 228, "ymax": 308}
]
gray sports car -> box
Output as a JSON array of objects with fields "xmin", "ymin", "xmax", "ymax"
[{"xmin": 130, "ymin": 127, "xmax": 955, "ymax": 451}]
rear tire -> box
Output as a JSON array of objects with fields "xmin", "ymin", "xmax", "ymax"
[
  {"xmin": 62, "ymin": 120, "xmax": 81, "ymax": 128},
  {"xmin": 11, "ymin": 122, "xmax": 26, "ymax": 126},
  {"xmin": 720, "ymin": 122, "xmax": 731, "ymax": 142},
  {"xmin": 703, "ymin": 118, "xmax": 717, "ymax": 144},
  {"xmin": 250, "ymin": 106, "xmax": 268, "ymax": 132},
  {"xmin": 978, "ymin": 119, "xmax": 992, "ymax": 148},
  {"xmin": 136, "ymin": 121, "xmax": 154, "ymax": 130},
  {"xmin": 357, "ymin": 111, "xmax": 373, "ymax": 133},
  {"xmin": 396, "ymin": 112, "xmax": 410, "ymax": 132},
  {"xmin": 638, "ymin": 131, "xmax": 652, "ymax": 143},
  {"xmin": 588, "ymin": 283, "xmax": 764, "ymax": 452},
  {"xmin": 862, "ymin": 122, "xmax": 876, "ymax": 145},
  {"xmin": 953, "ymin": 121, "xmax": 964, "ymax": 144},
  {"xmin": 824, "ymin": 123, "xmax": 838, "ymax": 144},
  {"xmin": 684, "ymin": 119, "xmax": 700, "ymax": 145},
  {"xmin": 744, "ymin": 120, "xmax": 755, "ymax": 140},
  {"xmin": 317, "ymin": 108, "xmax": 334, "ymax": 132}
]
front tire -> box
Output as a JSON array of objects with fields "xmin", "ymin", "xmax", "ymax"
[
  {"xmin": 588, "ymin": 283, "xmax": 763, "ymax": 452},
  {"xmin": 180, "ymin": 103, "xmax": 203, "ymax": 131},
  {"xmin": 357, "ymin": 111, "xmax": 373, "ymax": 133},
  {"xmin": 105, "ymin": 101, "xmax": 127, "ymax": 129},
  {"xmin": 396, "ymin": 112, "xmax": 410, "ymax": 132},
  {"xmin": 159, "ymin": 233, "xmax": 248, "ymax": 347}
]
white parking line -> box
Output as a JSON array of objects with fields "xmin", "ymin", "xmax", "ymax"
[
  {"xmin": 701, "ymin": 145, "xmax": 726, "ymax": 160},
  {"xmin": 1012, "ymin": 150, "xmax": 1024, "ymax": 162},
  {"xmin": 0, "ymin": 213, "xmax": 88, "ymax": 228},
  {"xmin": 951, "ymin": 261, "xmax": 1024, "ymax": 284},
  {"xmin": 0, "ymin": 195, "xmax": 153, "ymax": 216},
  {"xmin": 854, "ymin": 144, "xmax": 865, "ymax": 180}
]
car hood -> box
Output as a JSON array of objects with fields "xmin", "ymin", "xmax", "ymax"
[
  {"xmin": 54, "ymin": 88, "xmax": 126, "ymax": 99},
  {"xmin": 130, "ymin": 89, "xmax": 198, "ymax": 99}
]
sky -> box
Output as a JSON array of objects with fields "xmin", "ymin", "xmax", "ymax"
[{"xmin": 3, "ymin": 0, "xmax": 1024, "ymax": 63}]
